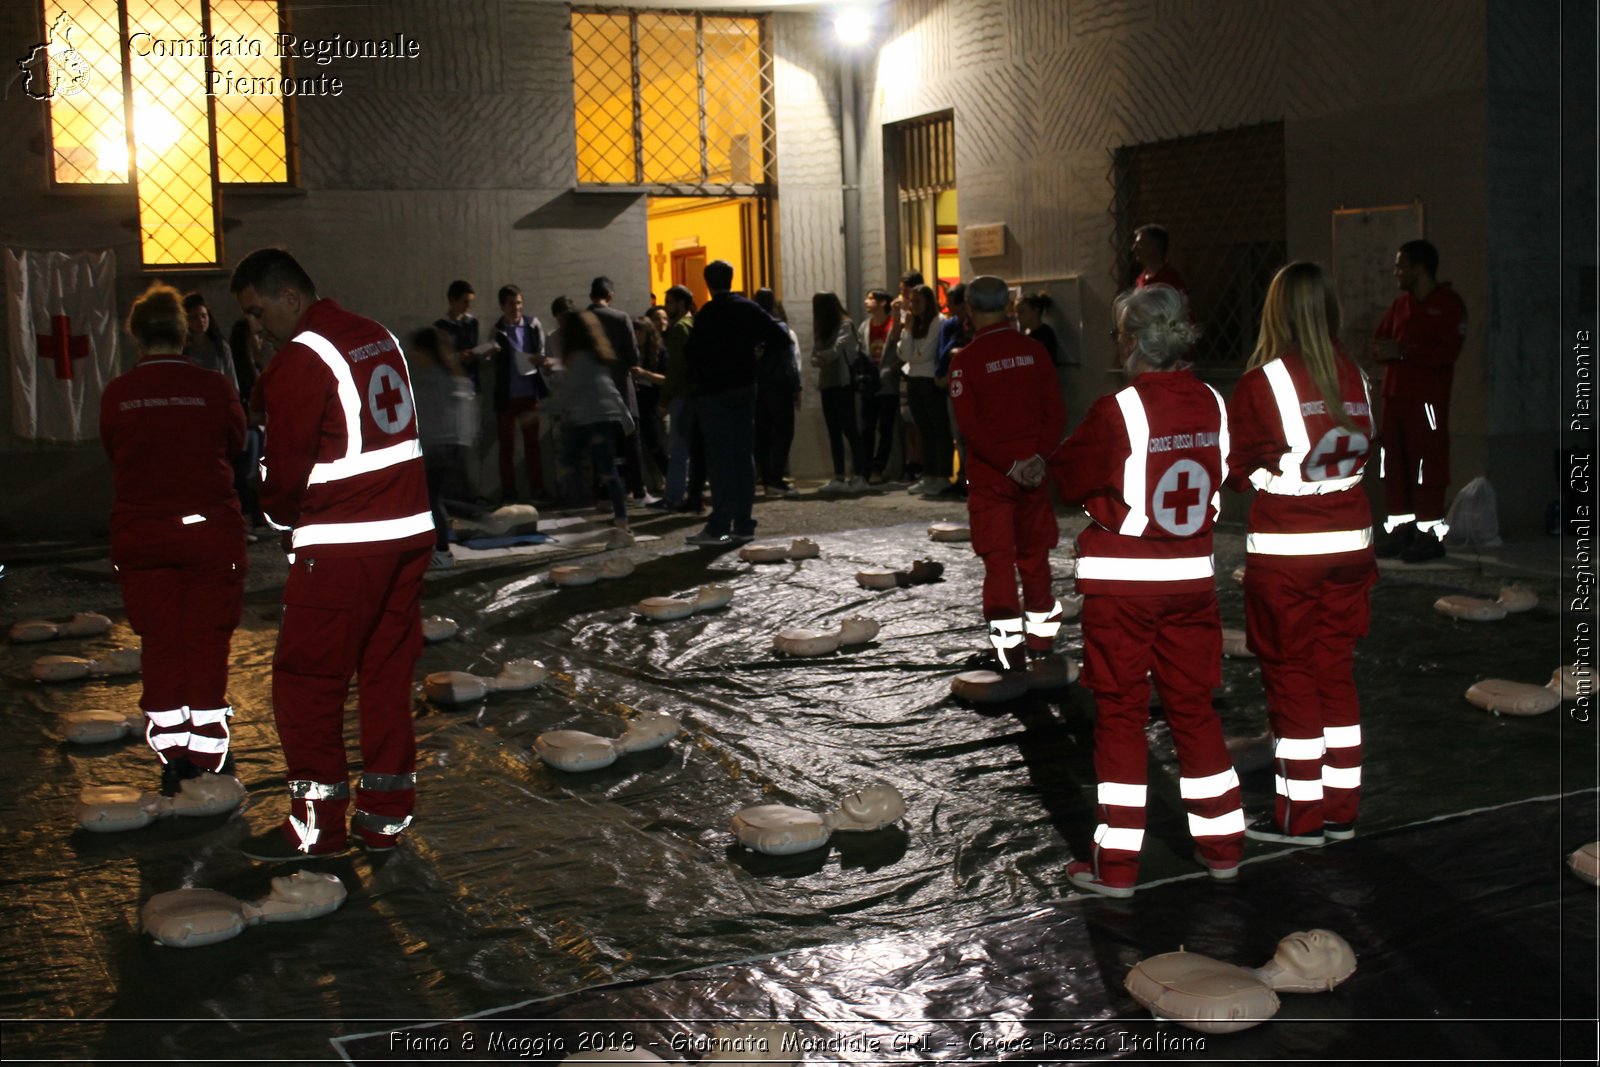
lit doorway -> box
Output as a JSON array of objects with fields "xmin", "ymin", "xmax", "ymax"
[
  {"xmin": 889, "ymin": 112, "xmax": 959, "ymax": 308},
  {"xmin": 646, "ymin": 196, "xmax": 772, "ymax": 304}
]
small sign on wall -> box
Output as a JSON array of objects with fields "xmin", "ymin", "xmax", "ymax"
[{"xmin": 966, "ymin": 223, "xmax": 1006, "ymax": 258}]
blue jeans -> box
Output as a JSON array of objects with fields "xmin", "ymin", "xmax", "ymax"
[
  {"xmin": 558, "ymin": 420, "xmax": 627, "ymax": 523},
  {"xmin": 696, "ymin": 385, "xmax": 757, "ymax": 536}
]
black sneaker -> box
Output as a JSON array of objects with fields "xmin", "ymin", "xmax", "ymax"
[
  {"xmin": 1400, "ymin": 535, "xmax": 1445, "ymax": 563},
  {"xmin": 1374, "ymin": 522, "xmax": 1416, "ymax": 559},
  {"xmin": 240, "ymin": 825, "xmax": 351, "ymax": 862},
  {"xmin": 1323, "ymin": 821, "xmax": 1356, "ymax": 841},
  {"xmin": 686, "ymin": 530, "xmax": 735, "ymax": 548},
  {"xmin": 158, "ymin": 756, "xmax": 202, "ymax": 798},
  {"xmin": 1243, "ymin": 816, "xmax": 1324, "ymax": 847}
]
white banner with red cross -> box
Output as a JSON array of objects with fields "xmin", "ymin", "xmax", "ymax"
[{"xmin": 5, "ymin": 247, "xmax": 120, "ymax": 441}]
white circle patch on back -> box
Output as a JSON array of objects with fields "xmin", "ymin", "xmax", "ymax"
[
  {"xmin": 367, "ymin": 364, "xmax": 414, "ymax": 434},
  {"xmin": 1305, "ymin": 428, "xmax": 1367, "ymax": 482},
  {"xmin": 1151, "ymin": 459, "xmax": 1211, "ymax": 536}
]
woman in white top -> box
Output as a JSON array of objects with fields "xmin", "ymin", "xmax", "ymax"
[
  {"xmin": 889, "ymin": 284, "xmax": 953, "ymax": 495},
  {"xmin": 810, "ymin": 291, "xmax": 866, "ymax": 492}
]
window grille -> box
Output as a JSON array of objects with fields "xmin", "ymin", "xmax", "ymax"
[
  {"xmin": 1111, "ymin": 121, "xmax": 1287, "ymax": 367},
  {"xmin": 571, "ymin": 8, "xmax": 774, "ymax": 192},
  {"xmin": 889, "ymin": 111, "xmax": 956, "ymax": 286}
]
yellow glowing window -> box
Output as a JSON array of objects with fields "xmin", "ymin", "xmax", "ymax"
[
  {"xmin": 38, "ymin": 0, "xmax": 291, "ymax": 188},
  {"xmin": 572, "ymin": 9, "xmax": 771, "ymax": 188}
]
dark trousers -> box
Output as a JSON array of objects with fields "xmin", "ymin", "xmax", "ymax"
[
  {"xmin": 859, "ymin": 393, "xmax": 897, "ymax": 476},
  {"xmin": 907, "ymin": 376, "xmax": 953, "ymax": 478},
  {"xmin": 496, "ymin": 396, "xmax": 543, "ymax": 500},
  {"xmin": 754, "ymin": 383, "xmax": 797, "ymax": 487},
  {"xmin": 819, "ymin": 385, "xmax": 864, "ymax": 478},
  {"xmin": 698, "ymin": 385, "xmax": 757, "ymax": 536}
]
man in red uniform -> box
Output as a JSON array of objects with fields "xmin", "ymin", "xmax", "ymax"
[
  {"xmin": 948, "ymin": 276, "xmax": 1065, "ymax": 671},
  {"xmin": 1049, "ymin": 284, "xmax": 1244, "ymax": 897},
  {"xmin": 102, "ymin": 283, "xmax": 248, "ymax": 791},
  {"xmin": 1133, "ymin": 224, "xmax": 1187, "ymax": 293},
  {"xmin": 232, "ymin": 248, "xmax": 434, "ymax": 860},
  {"xmin": 1370, "ymin": 239, "xmax": 1467, "ymax": 562}
]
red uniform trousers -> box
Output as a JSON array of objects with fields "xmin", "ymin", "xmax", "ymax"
[
  {"xmin": 1080, "ymin": 590, "xmax": 1244, "ymax": 886},
  {"xmin": 1380, "ymin": 398, "xmax": 1449, "ymax": 524},
  {"xmin": 967, "ymin": 478, "xmax": 1059, "ymax": 654},
  {"xmin": 114, "ymin": 515, "xmax": 245, "ymax": 771},
  {"xmin": 273, "ymin": 547, "xmax": 429, "ymax": 851},
  {"xmin": 1244, "ymin": 561, "xmax": 1376, "ymax": 835},
  {"xmin": 497, "ymin": 395, "xmax": 544, "ymax": 500}
]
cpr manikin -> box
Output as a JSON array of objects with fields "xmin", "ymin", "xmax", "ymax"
[
  {"xmin": 739, "ymin": 537, "xmax": 821, "ymax": 564},
  {"xmin": 855, "ymin": 559, "xmax": 944, "ymax": 590},
  {"xmin": 534, "ymin": 710, "xmax": 680, "ymax": 772},
  {"xmin": 551, "ymin": 556, "xmax": 636, "ymax": 587},
  {"xmin": 142, "ymin": 870, "xmax": 347, "ymax": 948},
  {"xmin": 1569, "ymin": 842, "xmax": 1600, "ymax": 885},
  {"xmin": 732, "ymin": 781, "xmax": 907, "ymax": 856},
  {"xmin": 951, "ymin": 655, "xmax": 1080, "ymax": 703},
  {"xmin": 1434, "ymin": 582, "xmax": 1539, "ymax": 622},
  {"xmin": 60, "ymin": 709, "xmax": 144, "ymax": 745},
  {"xmin": 1124, "ymin": 929, "xmax": 1357, "ymax": 1034},
  {"xmin": 771, "ymin": 617, "xmax": 879, "ymax": 657},
  {"xmin": 1465, "ymin": 663, "xmax": 1585, "ymax": 717},
  {"xmin": 424, "ymin": 658, "xmax": 548, "ymax": 704},
  {"xmin": 32, "ymin": 647, "xmax": 141, "ymax": 682},
  {"xmin": 77, "ymin": 771, "xmax": 246, "ymax": 832},
  {"xmin": 928, "ymin": 522, "xmax": 970, "ymax": 543},
  {"xmin": 1221, "ymin": 628, "xmax": 1254, "ymax": 658},
  {"xmin": 9, "ymin": 612, "xmax": 113, "ymax": 643},
  {"xmin": 635, "ymin": 584, "xmax": 734, "ymax": 621},
  {"xmin": 422, "ymin": 615, "xmax": 459, "ymax": 643}
]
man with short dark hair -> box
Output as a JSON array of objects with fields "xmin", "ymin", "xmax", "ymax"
[
  {"xmin": 435, "ymin": 280, "xmax": 483, "ymax": 391},
  {"xmin": 1133, "ymin": 224, "xmax": 1186, "ymax": 292},
  {"xmin": 653, "ymin": 285, "xmax": 705, "ymax": 512},
  {"xmin": 1370, "ymin": 238, "xmax": 1467, "ymax": 562},
  {"xmin": 492, "ymin": 284, "xmax": 550, "ymax": 502},
  {"xmin": 587, "ymin": 276, "xmax": 646, "ymax": 500},
  {"xmin": 230, "ymin": 246, "xmax": 433, "ymax": 860},
  {"xmin": 683, "ymin": 260, "xmax": 791, "ymax": 546}
]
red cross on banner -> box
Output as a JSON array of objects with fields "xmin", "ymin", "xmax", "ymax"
[{"xmin": 36, "ymin": 315, "xmax": 90, "ymax": 380}]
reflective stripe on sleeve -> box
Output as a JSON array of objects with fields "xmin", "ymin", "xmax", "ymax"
[
  {"xmin": 181, "ymin": 514, "xmax": 206, "ymax": 525},
  {"xmin": 1074, "ymin": 554, "xmax": 1214, "ymax": 582},
  {"xmin": 1246, "ymin": 528, "xmax": 1373, "ymax": 555}
]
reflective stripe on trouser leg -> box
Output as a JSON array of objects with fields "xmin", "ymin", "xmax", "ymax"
[
  {"xmin": 1415, "ymin": 517, "xmax": 1448, "ymax": 541},
  {"xmin": 987, "ymin": 617, "xmax": 1025, "ymax": 670},
  {"xmin": 185, "ymin": 705, "xmax": 232, "ymax": 772},
  {"xmin": 1024, "ymin": 599, "xmax": 1064, "ymax": 654},
  {"xmin": 1322, "ymin": 724, "xmax": 1362, "ymax": 826},
  {"xmin": 1092, "ymin": 781, "xmax": 1146, "ymax": 887},
  {"xmin": 354, "ymin": 770, "xmax": 417, "ymax": 840},
  {"xmin": 144, "ymin": 707, "xmax": 190, "ymax": 764},
  {"xmin": 1383, "ymin": 512, "xmax": 1416, "ymax": 534},
  {"xmin": 286, "ymin": 780, "xmax": 351, "ymax": 853},
  {"xmin": 1273, "ymin": 734, "xmax": 1326, "ymax": 836},
  {"xmin": 1180, "ymin": 768, "xmax": 1246, "ymax": 852}
]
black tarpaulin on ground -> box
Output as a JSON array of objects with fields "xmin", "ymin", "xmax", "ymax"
[
  {"xmin": 336, "ymin": 796, "xmax": 1597, "ymax": 1063},
  {"xmin": 0, "ymin": 522, "xmax": 1593, "ymax": 1061}
]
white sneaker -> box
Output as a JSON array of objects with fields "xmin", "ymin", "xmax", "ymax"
[
  {"xmin": 429, "ymin": 549, "xmax": 454, "ymax": 570},
  {"xmin": 820, "ymin": 477, "xmax": 849, "ymax": 493},
  {"xmin": 847, "ymin": 475, "xmax": 867, "ymax": 491},
  {"xmin": 917, "ymin": 476, "xmax": 946, "ymax": 495}
]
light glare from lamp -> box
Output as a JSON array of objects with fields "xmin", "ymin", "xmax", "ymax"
[{"xmin": 835, "ymin": 9, "xmax": 871, "ymax": 46}]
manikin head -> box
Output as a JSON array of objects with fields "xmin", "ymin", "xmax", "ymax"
[{"xmin": 1253, "ymin": 929, "xmax": 1357, "ymax": 992}]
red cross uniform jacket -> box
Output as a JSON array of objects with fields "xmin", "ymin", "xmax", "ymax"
[
  {"xmin": 1374, "ymin": 283, "xmax": 1466, "ymax": 407},
  {"xmin": 948, "ymin": 323, "xmax": 1063, "ymax": 490},
  {"xmin": 253, "ymin": 299, "xmax": 433, "ymax": 558},
  {"xmin": 100, "ymin": 354, "xmax": 247, "ymax": 568},
  {"xmin": 1051, "ymin": 369, "xmax": 1227, "ymax": 596},
  {"xmin": 1226, "ymin": 348, "xmax": 1375, "ymax": 569}
]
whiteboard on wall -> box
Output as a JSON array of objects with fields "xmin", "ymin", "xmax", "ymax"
[{"xmin": 1331, "ymin": 202, "xmax": 1424, "ymax": 359}]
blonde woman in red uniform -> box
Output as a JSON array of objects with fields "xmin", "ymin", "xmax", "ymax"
[
  {"xmin": 1227, "ymin": 261, "xmax": 1376, "ymax": 846},
  {"xmin": 101, "ymin": 284, "xmax": 247, "ymax": 795}
]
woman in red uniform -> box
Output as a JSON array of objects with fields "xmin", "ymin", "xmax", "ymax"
[
  {"xmin": 1227, "ymin": 262, "xmax": 1376, "ymax": 846},
  {"xmin": 101, "ymin": 284, "xmax": 247, "ymax": 793},
  {"xmin": 1050, "ymin": 284, "xmax": 1244, "ymax": 898}
]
